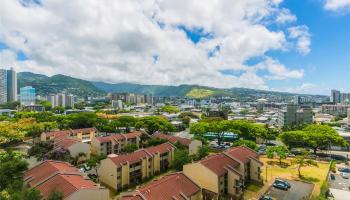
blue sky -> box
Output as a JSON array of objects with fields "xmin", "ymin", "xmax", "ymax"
[
  {"xmin": 266, "ymin": 0, "xmax": 350, "ymax": 93},
  {"xmin": 1, "ymin": 0, "xmax": 350, "ymax": 95}
]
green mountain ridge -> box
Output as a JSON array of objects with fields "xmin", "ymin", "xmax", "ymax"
[
  {"xmin": 18, "ymin": 72, "xmax": 327, "ymax": 99},
  {"xmin": 18, "ymin": 72, "xmax": 105, "ymax": 96}
]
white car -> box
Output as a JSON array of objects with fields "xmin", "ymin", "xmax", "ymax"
[{"xmin": 340, "ymin": 172, "xmax": 349, "ymax": 179}]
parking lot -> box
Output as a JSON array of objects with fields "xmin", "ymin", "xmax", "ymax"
[
  {"xmin": 329, "ymin": 173, "xmax": 350, "ymax": 190},
  {"xmin": 264, "ymin": 179, "xmax": 314, "ymax": 200}
]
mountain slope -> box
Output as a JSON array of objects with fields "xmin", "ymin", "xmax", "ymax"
[{"xmin": 18, "ymin": 72, "xmax": 105, "ymax": 96}]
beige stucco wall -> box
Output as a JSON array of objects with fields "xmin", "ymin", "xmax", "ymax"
[
  {"xmin": 153, "ymin": 153, "xmax": 160, "ymax": 173},
  {"xmin": 66, "ymin": 188, "xmax": 109, "ymax": 200},
  {"xmin": 98, "ymin": 159, "xmax": 117, "ymax": 190},
  {"xmin": 121, "ymin": 164, "xmax": 129, "ymax": 188},
  {"xmin": 183, "ymin": 162, "xmax": 219, "ymax": 194},
  {"xmin": 227, "ymin": 171, "xmax": 242, "ymax": 197},
  {"xmin": 68, "ymin": 142, "xmax": 91, "ymax": 160},
  {"xmin": 90, "ymin": 137, "xmax": 101, "ymax": 155},
  {"xmin": 249, "ymin": 159, "xmax": 263, "ymax": 183},
  {"xmin": 190, "ymin": 190, "xmax": 202, "ymax": 200},
  {"xmin": 189, "ymin": 140, "xmax": 202, "ymax": 155}
]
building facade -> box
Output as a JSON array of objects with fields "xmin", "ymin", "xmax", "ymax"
[
  {"xmin": 20, "ymin": 86, "xmax": 36, "ymax": 106},
  {"xmin": 41, "ymin": 127, "xmax": 97, "ymax": 143},
  {"xmin": 98, "ymin": 142, "xmax": 175, "ymax": 191},
  {"xmin": 278, "ymin": 104, "xmax": 313, "ymax": 128},
  {"xmin": 183, "ymin": 146, "xmax": 263, "ymax": 200},
  {"xmin": 47, "ymin": 93, "xmax": 75, "ymax": 108},
  {"xmin": 0, "ymin": 68, "xmax": 17, "ymax": 104},
  {"xmin": 321, "ymin": 104, "xmax": 350, "ymax": 116},
  {"xmin": 91, "ymin": 131, "xmax": 143, "ymax": 156}
]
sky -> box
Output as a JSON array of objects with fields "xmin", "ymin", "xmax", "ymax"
[{"xmin": 0, "ymin": 0, "xmax": 350, "ymax": 95}]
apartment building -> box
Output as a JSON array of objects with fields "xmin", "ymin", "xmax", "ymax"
[
  {"xmin": 278, "ymin": 104, "xmax": 313, "ymax": 128},
  {"xmin": 183, "ymin": 146, "xmax": 263, "ymax": 199},
  {"xmin": 98, "ymin": 142, "xmax": 175, "ymax": 191},
  {"xmin": 41, "ymin": 127, "xmax": 97, "ymax": 143},
  {"xmin": 53, "ymin": 137, "xmax": 91, "ymax": 160},
  {"xmin": 91, "ymin": 131, "xmax": 143, "ymax": 155},
  {"xmin": 24, "ymin": 160, "xmax": 109, "ymax": 200},
  {"xmin": 321, "ymin": 104, "xmax": 350, "ymax": 116},
  {"xmin": 119, "ymin": 172, "xmax": 201, "ymax": 200},
  {"xmin": 152, "ymin": 132, "xmax": 202, "ymax": 155}
]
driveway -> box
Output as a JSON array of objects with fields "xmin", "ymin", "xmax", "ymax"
[{"xmin": 265, "ymin": 179, "xmax": 314, "ymax": 200}]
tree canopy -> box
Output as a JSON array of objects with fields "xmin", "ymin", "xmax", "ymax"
[
  {"xmin": 135, "ymin": 116, "xmax": 175, "ymax": 134},
  {"xmin": 279, "ymin": 124, "xmax": 348, "ymax": 154}
]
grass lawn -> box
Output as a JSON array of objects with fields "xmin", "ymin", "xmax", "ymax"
[{"xmin": 260, "ymin": 156, "xmax": 330, "ymax": 196}]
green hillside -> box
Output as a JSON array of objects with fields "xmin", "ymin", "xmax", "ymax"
[{"xmin": 18, "ymin": 72, "xmax": 105, "ymax": 97}]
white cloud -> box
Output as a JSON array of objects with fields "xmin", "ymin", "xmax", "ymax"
[
  {"xmin": 274, "ymin": 83, "xmax": 330, "ymax": 95},
  {"xmin": 276, "ymin": 8, "xmax": 297, "ymax": 24},
  {"xmin": 0, "ymin": 0, "xmax": 308, "ymax": 89},
  {"xmin": 324, "ymin": 0, "xmax": 350, "ymax": 11},
  {"xmin": 256, "ymin": 57, "xmax": 304, "ymax": 80},
  {"xmin": 288, "ymin": 25, "xmax": 311, "ymax": 55}
]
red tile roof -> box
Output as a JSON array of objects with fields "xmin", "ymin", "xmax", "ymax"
[
  {"xmin": 24, "ymin": 160, "xmax": 102, "ymax": 199},
  {"xmin": 24, "ymin": 160, "xmax": 79, "ymax": 187},
  {"xmin": 54, "ymin": 138, "xmax": 80, "ymax": 150},
  {"xmin": 224, "ymin": 146, "xmax": 259, "ymax": 164},
  {"xmin": 36, "ymin": 173, "xmax": 98, "ymax": 199},
  {"xmin": 152, "ymin": 133, "xmax": 191, "ymax": 146},
  {"xmin": 108, "ymin": 142, "xmax": 175, "ymax": 167},
  {"xmin": 108, "ymin": 150, "xmax": 149, "ymax": 167},
  {"xmin": 120, "ymin": 173, "xmax": 201, "ymax": 200},
  {"xmin": 44, "ymin": 128, "xmax": 96, "ymax": 138},
  {"xmin": 200, "ymin": 153, "xmax": 240, "ymax": 176},
  {"xmin": 95, "ymin": 131, "xmax": 142, "ymax": 143},
  {"xmin": 144, "ymin": 142, "xmax": 175, "ymax": 155},
  {"xmin": 71, "ymin": 127, "xmax": 97, "ymax": 134}
]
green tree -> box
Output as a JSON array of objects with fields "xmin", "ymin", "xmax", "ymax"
[
  {"xmin": 232, "ymin": 140, "xmax": 258, "ymax": 151},
  {"xmin": 279, "ymin": 131, "xmax": 306, "ymax": 149},
  {"xmin": 0, "ymin": 151, "xmax": 28, "ymax": 191},
  {"xmin": 123, "ymin": 144, "xmax": 138, "ymax": 153},
  {"xmin": 161, "ymin": 106, "xmax": 180, "ymax": 113},
  {"xmin": 47, "ymin": 190, "xmax": 63, "ymax": 200},
  {"xmin": 266, "ymin": 146, "xmax": 289, "ymax": 165},
  {"xmin": 173, "ymin": 149, "xmax": 191, "ymax": 171},
  {"xmin": 115, "ymin": 116, "xmax": 138, "ymax": 132},
  {"xmin": 38, "ymin": 100, "xmax": 52, "ymax": 111},
  {"xmin": 22, "ymin": 188, "xmax": 42, "ymax": 200},
  {"xmin": 52, "ymin": 106, "xmax": 65, "ymax": 114},
  {"xmin": 65, "ymin": 112, "xmax": 98, "ymax": 129},
  {"xmin": 196, "ymin": 145, "xmax": 209, "ymax": 160},
  {"xmin": 303, "ymin": 124, "xmax": 348, "ymax": 154},
  {"xmin": 135, "ymin": 116, "xmax": 175, "ymax": 134},
  {"xmin": 28, "ymin": 141, "xmax": 54, "ymax": 161},
  {"xmin": 294, "ymin": 151, "xmax": 318, "ymax": 178}
]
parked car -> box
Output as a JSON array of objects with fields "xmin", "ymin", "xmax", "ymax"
[
  {"xmin": 340, "ymin": 172, "xmax": 349, "ymax": 179},
  {"xmin": 259, "ymin": 195, "xmax": 273, "ymax": 200},
  {"xmin": 273, "ymin": 182, "xmax": 289, "ymax": 190},
  {"xmin": 338, "ymin": 167, "xmax": 350, "ymax": 173},
  {"xmin": 275, "ymin": 178, "xmax": 291, "ymax": 188},
  {"xmin": 330, "ymin": 174, "xmax": 335, "ymax": 180}
]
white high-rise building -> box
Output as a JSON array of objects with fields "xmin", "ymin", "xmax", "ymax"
[
  {"xmin": 0, "ymin": 69, "xmax": 7, "ymax": 104},
  {"xmin": 47, "ymin": 93, "xmax": 75, "ymax": 108}
]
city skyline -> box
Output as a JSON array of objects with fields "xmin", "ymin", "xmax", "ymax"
[{"xmin": 1, "ymin": 0, "xmax": 350, "ymax": 95}]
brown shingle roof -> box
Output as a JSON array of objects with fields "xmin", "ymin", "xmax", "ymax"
[
  {"xmin": 120, "ymin": 173, "xmax": 200, "ymax": 200},
  {"xmin": 200, "ymin": 153, "xmax": 240, "ymax": 176},
  {"xmin": 44, "ymin": 127, "xmax": 96, "ymax": 138}
]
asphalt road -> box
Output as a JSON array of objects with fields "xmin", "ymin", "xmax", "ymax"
[{"xmin": 265, "ymin": 179, "xmax": 314, "ymax": 200}]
